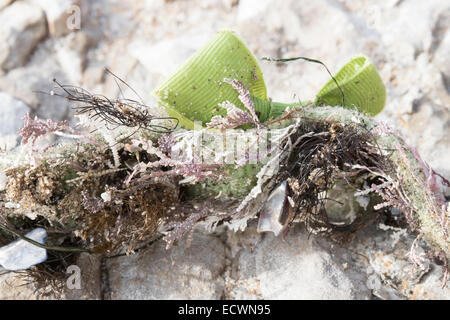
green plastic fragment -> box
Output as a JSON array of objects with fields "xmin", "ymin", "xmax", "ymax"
[
  {"xmin": 153, "ymin": 30, "xmax": 267, "ymax": 129},
  {"xmin": 153, "ymin": 31, "xmax": 387, "ymax": 129},
  {"xmin": 315, "ymin": 55, "xmax": 386, "ymax": 116}
]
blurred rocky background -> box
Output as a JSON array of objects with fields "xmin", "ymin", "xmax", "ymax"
[{"xmin": 0, "ymin": 0, "xmax": 449, "ymax": 299}]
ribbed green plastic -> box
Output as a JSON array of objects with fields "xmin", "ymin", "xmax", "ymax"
[
  {"xmin": 314, "ymin": 56, "xmax": 386, "ymax": 116},
  {"xmin": 251, "ymin": 96, "xmax": 301, "ymax": 121},
  {"xmin": 153, "ymin": 31, "xmax": 267, "ymax": 129}
]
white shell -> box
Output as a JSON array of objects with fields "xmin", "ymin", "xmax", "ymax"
[
  {"xmin": 257, "ymin": 181, "xmax": 288, "ymax": 236},
  {"xmin": 0, "ymin": 228, "xmax": 47, "ymax": 271}
]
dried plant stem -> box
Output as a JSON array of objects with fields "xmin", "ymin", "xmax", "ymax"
[{"xmin": 0, "ymin": 223, "xmax": 92, "ymax": 253}]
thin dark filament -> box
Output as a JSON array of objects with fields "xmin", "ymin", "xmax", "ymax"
[
  {"xmin": 0, "ymin": 224, "xmax": 91, "ymax": 253},
  {"xmin": 104, "ymin": 67, "xmax": 146, "ymax": 105},
  {"xmin": 50, "ymin": 77, "xmax": 179, "ymax": 134},
  {"xmin": 261, "ymin": 56, "xmax": 345, "ymax": 107}
]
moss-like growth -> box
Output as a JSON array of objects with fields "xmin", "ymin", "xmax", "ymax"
[{"xmin": 184, "ymin": 163, "xmax": 259, "ymax": 200}]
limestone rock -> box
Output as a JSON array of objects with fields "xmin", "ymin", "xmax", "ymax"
[
  {"xmin": 0, "ymin": 0, "xmax": 13, "ymax": 11},
  {"xmin": 0, "ymin": 92, "xmax": 30, "ymax": 135},
  {"xmin": 0, "ymin": 228, "xmax": 47, "ymax": 271},
  {"xmin": 434, "ymin": 31, "xmax": 450, "ymax": 91},
  {"xmin": 29, "ymin": 0, "xmax": 81, "ymax": 37},
  {"xmin": 55, "ymin": 32, "xmax": 89, "ymax": 84},
  {"xmin": 0, "ymin": 59, "xmax": 72, "ymax": 122},
  {"xmin": 106, "ymin": 233, "xmax": 226, "ymax": 299},
  {"xmin": 0, "ymin": 1, "xmax": 47, "ymax": 71},
  {"xmin": 225, "ymin": 223, "xmax": 372, "ymax": 300},
  {"xmin": 343, "ymin": 222, "xmax": 450, "ymax": 300},
  {"xmin": 128, "ymin": 34, "xmax": 212, "ymax": 78},
  {"xmin": 65, "ymin": 253, "xmax": 102, "ymax": 300},
  {"xmin": 0, "ymin": 92, "xmax": 30, "ymax": 150},
  {"xmin": 0, "ymin": 272, "xmax": 39, "ymax": 300}
]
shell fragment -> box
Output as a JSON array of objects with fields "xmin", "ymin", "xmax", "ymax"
[{"xmin": 257, "ymin": 181, "xmax": 288, "ymax": 236}]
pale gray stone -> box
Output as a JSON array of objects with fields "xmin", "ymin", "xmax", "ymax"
[
  {"xmin": 0, "ymin": 92, "xmax": 30, "ymax": 136},
  {"xmin": 0, "ymin": 92, "xmax": 30, "ymax": 149},
  {"xmin": 28, "ymin": 0, "xmax": 81, "ymax": 37},
  {"xmin": 65, "ymin": 253, "xmax": 102, "ymax": 300},
  {"xmin": 128, "ymin": 33, "xmax": 212, "ymax": 78},
  {"xmin": 225, "ymin": 223, "xmax": 372, "ymax": 300},
  {"xmin": 347, "ymin": 223, "xmax": 450, "ymax": 300},
  {"xmin": 0, "ymin": 60, "xmax": 72, "ymax": 122},
  {"xmin": 0, "ymin": 228, "xmax": 47, "ymax": 271},
  {"xmin": 434, "ymin": 31, "xmax": 450, "ymax": 92},
  {"xmin": 55, "ymin": 32, "xmax": 89, "ymax": 84},
  {"xmin": 0, "ymin": 1, "xmax": 47, "ymax": 71},
  {"xmin": 0, "ymin": 272, "xmax": 39, "ymax": 300},
  {"xmin": 106, "ymin": 233, "xmax": 226, "ymax": 299},
  {"xmin": 0, "ymin": 0, "xmax": 14, "ymax": 11}
]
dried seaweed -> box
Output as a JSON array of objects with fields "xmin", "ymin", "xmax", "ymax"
[
  {"xmin": 1, "ymin": 104, "xmax": 449, "ymax": 292},
  {"xmin": 14, "ymin": 247, "xmax": 78, "ymax": 299},
  {"xmin": 275, "ymin": 119, "xmax": 390, "ymax": 236},
  {"xmin": 51, "ymin": 76, "xmax": 179, "ymax": 134},
  {"xmin": 19, "ymin": 113, "xmax": 69, "ymax": 146},
  {"xmin": 0, "ymin": 214, "xmax": 80, "ymax": 298}
]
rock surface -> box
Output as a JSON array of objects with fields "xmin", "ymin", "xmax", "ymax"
[
  {"xmin": 0, "ymin": 92, "xmax": 30, "ymax": 150},
  {"xmin": 0, "ymin": 0, "xmax": 449, "ymax": 300},
  {"xmin": 0, "ymin": 1, "xmax": 47, "ymax": 71},
  {"xmin": 0, "ymin": 271, "xmax": 39, "ymax": 300},
  {"xmin": 0, "ymin": 0, "xmax": 14, "ymax": 11},
  {"xmin": 338, "ymin": 223, "xmax": 450, "ymax": 300},
  {"xmin": 224, "ymin": 223, "xmax": 372, "ymax": 299},
  {"xmin": 0, "ymin": 228, "xmax": 47, "ymax": 271},
  {"xmin": 64, "ymin": 253, "xmax": 102, "ymax": 300},
  {"xmin": 0, "ymin": 92, "xmax": 30, "ymax": 134},
  {"xmin": 28, "ymin": 0, "xmax": 81, "ymax": 37},
  {"xmin": 106, "ymin": 232, "xmax": 226, "ymax": 299},
  {"xmin": 0, "ymin": 49, "xmax": 73, "ymax": 122}
]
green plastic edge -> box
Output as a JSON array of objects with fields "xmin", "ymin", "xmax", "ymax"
[
  {"xmin": 314, "ymin": 55, "xmax": 386, "ymax": 116},
  {"xmin": 152, "ymin": 30, "xmax": 268, "ymax": 129}
]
